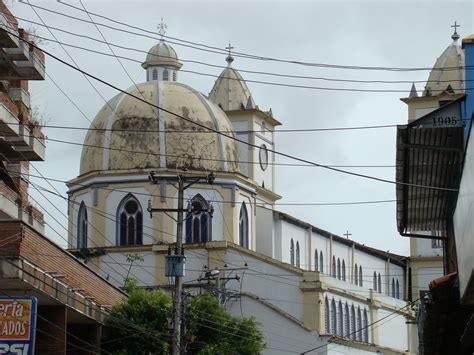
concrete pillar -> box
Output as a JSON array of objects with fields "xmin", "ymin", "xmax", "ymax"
[{"xmin": 36, "ymin": 305, "xmax": 67, "ymax": 355}]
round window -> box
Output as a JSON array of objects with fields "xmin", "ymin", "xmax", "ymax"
[
  {"xmin": 125, "ymin": 200, "xmax": 138, "ymax": 214},
  {"xmin": 259, "ymin": 144, "xmax": 268, "ymax": 171}
]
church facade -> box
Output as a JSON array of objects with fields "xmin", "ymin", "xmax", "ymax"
[{"xmin": 67, "ymin": 35, "xmax": 415, "ymax": 354}]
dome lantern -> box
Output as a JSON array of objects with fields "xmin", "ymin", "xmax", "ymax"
[{"xmin": 142, "ymin": 19, "xmax": 182, "ymax": 83}]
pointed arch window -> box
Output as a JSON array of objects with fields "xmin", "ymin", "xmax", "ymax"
[
  {"xmin": 359, "ymin": 265, "xmax": 363, "ymax": 286},
  {"xmin": 331, "ymin": 299, "xmax": 337, "ymax": 334},
  {"xmin": 185, "ymin": 194, "xmax": 212, "ymax": 244},
  {"xmin": 324, "ymin": 298, "xmax": 330, "ymax": 333},
  {"xmin": 77, "ymin": 202, "xmax": 88, "ymax": 249},
  {"xmin": 344, "ymin": 304, "xmax": 350, "ymax": 338},
  {"xmin": 337, "ymin": 258, "xmax": 341, "ymax": 280},
  {"xmin": 354, "ymin": 263, "xmax": 358, "ymax": 285},
  {"xmin": 350, "ymin": 305, "xmax": 356, "ymax": 340},
  {"xmin": 357, "ymin": 307, "xmax": 362, "ymax": 341},
  {"xmin": 152, "ymin": 69, "xmax": 158, "ymax": 80},
  {"xmin": 342, "ymin": 260, "xmax": 346, "ymax": 281},
  {"xmin": 363, "ymin": 309, "xmax": 368, "ymax": 342},
  {"xmin": 117, "ymin": 195, "xmax": 143, "ymax": 246},
  {"xmin": 320, "ymin": 251, "xmax": 324, "ymax": 273},
  {"xmin": 337, "ymin": 301, "xmax": 343, "ymax": 336},
  {"xmin": 163, "ymin": 69, "xmax": 169, "ymax": 81},
  {"xmin": 314, "ymin": 249, "xmax": 319, "ymax": 271},
  {"xmin": 396, "ymin": 279, "xmax": 400, "ymax": 299},
  {"xmin": 392, "ymin": 278, "xmax": 396, "ymax": 298},
  {"xmin": 332, "ymin": 256, "xmax": 336, "ymax": 278},
  {"xmin": 290, "ymin": 239, "xmax": 295, "ymax": 266},
  {"xmin": 239, "ymin": 202, "xmax": 249, "ymax": 248},
  {"xmin": 295, "ymin": 241, "xmax": 300, "ymax": 268},
  {"xmin": 373, "ymin": 271, "xmax": 377, "ymax": 291},
  {"xmin": 378, "ymin": 273, "xmax": 382, "ymax": 293}
]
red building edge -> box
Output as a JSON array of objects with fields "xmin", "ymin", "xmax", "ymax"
[{"xmin": 0, "ymin": 2, "xmax": 127, "ymax": 354}]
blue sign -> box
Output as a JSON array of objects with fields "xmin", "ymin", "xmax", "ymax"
[{"xmin": 0, "ymin": 297, "xmax": 37, "ymax": 355}]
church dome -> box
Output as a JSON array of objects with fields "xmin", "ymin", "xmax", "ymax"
[
  {"xmin": 209, "ymin": 53, "xmax": 256, "ymax": 111},
  {"xmin": 142, "ymin": 39, "xmax": 182, "ymax": 70},
  {"xmin": 423, "ymin": 31, "xmax": 465, "ymax": 96},
  {"xmin": 79, "ymin": 81, "xmax": 242, "ymax": 175}
]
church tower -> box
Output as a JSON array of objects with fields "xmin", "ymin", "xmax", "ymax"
[{"xmin": 209, "ymin": 47, "xmax": 281, "ymax": 206}]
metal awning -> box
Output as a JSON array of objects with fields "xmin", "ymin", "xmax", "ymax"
[{"xmin": 396, "ymin": 99, "xmax": 465, "ymax": 239}]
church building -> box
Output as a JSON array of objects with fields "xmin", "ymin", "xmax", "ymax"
[{"xmin": 67, "ymin": 30, "xmax": 415, "ymax": 354}]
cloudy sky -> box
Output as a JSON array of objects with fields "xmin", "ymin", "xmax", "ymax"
[{"xmin": 8, "ymin": 0, "xmax": 473, "ymax": 255}]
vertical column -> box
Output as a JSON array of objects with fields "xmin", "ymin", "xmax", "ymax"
[{"xmin": 36, "ymin": 305, "xmax": 67, "ymax": 355}]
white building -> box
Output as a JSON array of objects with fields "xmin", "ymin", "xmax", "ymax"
[{"xmin": 67, "ymin": 32, "xmax": 415, "ymax": 354}]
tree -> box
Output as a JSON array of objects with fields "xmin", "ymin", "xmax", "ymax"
[{"xmin": 102, "ymin": 286, "xmax": 265, "ymax": 355}]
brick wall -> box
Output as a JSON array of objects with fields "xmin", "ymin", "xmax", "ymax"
[
  {"xmin": 0, "ymin": 221, "xmax": 126, "ymax": 306},
  {"xmin": 36, "ymin": 306, "xmax": 67, "ymax": 355}
]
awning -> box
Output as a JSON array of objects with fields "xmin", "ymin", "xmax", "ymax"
[{"xmin": 396, "ymin": 98, "xmax": 465, "ymax": 238}]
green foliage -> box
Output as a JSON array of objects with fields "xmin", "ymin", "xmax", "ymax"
[
  {"xmin": 102, "ymin": 287, "xmax": 172, "ymax": 354},
  {"xmin": 185, "ymin": 293, "xmax": 265, "ymax": 355},
  {"xmin": 102, "ymin": 291, "xmax": 265, "ymax": 354}
]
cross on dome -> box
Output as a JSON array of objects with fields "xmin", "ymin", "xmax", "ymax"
[
  {"xmin": 226, "ymin": 42, "xmax": 234, "ymax": 66},
  {"xmin": 158, "ymin": 17, "xmax": 167, "ymax": 38},
  {"xmin": 451, "ymin": 21, "xmax": 460, "ymax": 41}
]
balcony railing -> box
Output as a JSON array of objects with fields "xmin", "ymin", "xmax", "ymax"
[
  {"xmin": 0, "ymin": 101, "xmax": 20, "ymax": 136},
  {"xmin": 8, "ymin": 87, "xmax": 30, "ymax": 109}
]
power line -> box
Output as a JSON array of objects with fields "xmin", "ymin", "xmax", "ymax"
[
  {"xmin": 8, "ymin": 12, "xmax": 471, "ymax": 87},
  {"xmin": 23, "ymin": 1, "xmax": 471, "ymax": 72}
]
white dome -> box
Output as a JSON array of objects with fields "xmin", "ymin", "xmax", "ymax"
[{"xmin": 80, "ymin": 82, "xmax": 242, "ymax": 175}]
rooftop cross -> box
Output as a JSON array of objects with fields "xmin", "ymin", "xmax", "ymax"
[
  {"xmin": 343, "ymin": 230, "xmax": 352, "ymax": 239},
  {"xmin": 158, "ymin": 18, "xmax": 167, "ymax": 38},
  {"xmin": 225, "ymin": 42, "xmax": 234, "ymax": 66},
  {"xmin": 451, "ymin": 21, "xmax": 460, "ymax": 41}
]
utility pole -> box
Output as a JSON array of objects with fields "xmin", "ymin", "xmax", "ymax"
[{"xmin": 148, "ymin": 170, "xmax": 215, "ymax": 355}]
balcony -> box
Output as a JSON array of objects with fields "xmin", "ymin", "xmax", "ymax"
[
  {"xmin": 15, "ymin": 125, "xmax": 46, "ymax": 161},
  {"xmin": 8, "ymin": 87, "xmax": 30, "ymax": 109},
  {"xmin": 0, "ymin": 11, "xmax": 19, "ymax": 49},
  {"xmin": 14, "ymin": 50, "xmax": 45, "ymax": 80},
  {"xmin": 0, "ymin": 101, "xmax": 19, "ymax": 136},
  {"xmin": 3, "ymin": 39, "xmax": 28, "ymax": 61},
  {"xmin": 0, "ymin": 189, "xmax": 44, "ymax": 234}
]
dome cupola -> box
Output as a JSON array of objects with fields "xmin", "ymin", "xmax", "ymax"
[{"xmin": 142, "ymin": 20, "xmax": 182, "ymax": 82}]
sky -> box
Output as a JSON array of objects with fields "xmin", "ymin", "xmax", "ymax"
[{"xmin": 7, "ymin": 0, "xmax": 473, "ymax": 255}]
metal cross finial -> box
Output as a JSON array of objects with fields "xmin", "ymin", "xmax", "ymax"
[
  {"xmin": 343, "ymin": 230, "xmax": 352, "ymax": 239},
  {"xmin": 451, "ymin": 21, "xmax": 460, "ymax": 41},
  {"xmin": 225, "ymin": 42, "xmax": 234, "ymax": 66},
  {"xmin": 158, "ymin": 18, "xmax": 167, "ymax": 37}
]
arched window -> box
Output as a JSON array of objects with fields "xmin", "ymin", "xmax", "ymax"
[
  {"xmin": 314, "ymin": 249, "xmax": 319, "ymax": 271},
  {"xmin": 373, "ymin": 272, "xmax": 377, "ymax": 291},
  {"xmin": 342, "ymin": 260, "xmax": 346, "ymax": 281},
  {"xmin": 350, "ymin": 305, "xmax": 356, "ymax": 340},
  {"xmin": 324, "ymin": 298, "xmax": 330, "ymax": 333},
  {"xmin": 117, "ymin": 194, "xmax": 143, "ymax": 246},
  {"xmin": 338, "ymin": 301, "xmax": 343, "ymax": 336},
  {"xmin": 320, "ymin": 251, "xmax": 324, "ymax": 273},
  {"xmin": 378, "ymin": 273, "xmax": 382, "ymax": 293},
  {"xmin": 290, "ymin": 239, "xmax": 295, "ymax": 266},
  {"xmin": 357, "ymin": 307, "xmax": 362, "ymax": 341},
  {"xmin": 185, "ymin": 194, "xmax": 212, "ymax": 244},
  {"xmin": 163, "ymin": 69, "xmax": 169, "ymax": 81},
  {"xmin": 172, "ymin": 71, "xmax": 177, "ymax": 81},
  {"xmin": 344, "ymin": 304, "xmax": 350, "ymax": 338},
  {"xmin": 239, "ymin": 203, "xmax": 249, "ymax": 248},
  {"xmin": 354, "ymin": 263, "xmax": 358, "ymax": 285},
  {"xmin": 77, "ymin": 202, "xmax": 88, "ymax": 249},
  {"xmin": 392, "ymin": 278, "xmax": 396, "ymax": 298},
  {"xmin": 337, "ymin": 258, "xmax": 341, "ymax": 280},
  {"xmin": 296, "ymin": 241, "xmax": 300, "ymax": 268},
  {"xmin": 396, "ymin": 279, "xmax": 400, "ymax": 299},
  {"xmin": 332, "ymin": 256, "xmax": 336, "ymax": 278},
  {"xmin": 363, "ymin": 309, "xmax": 369, "ymax": 343},
  {"xmin": 359, "ymin": 265, "xmax": 363, "ymax": 287},
  {"xmin": 152, "ymin": 69, "xmax": 158, "ymax": 80},
  {"xmin": 331, "ymin": 299, "xmax": 337, "ymax": 334}
]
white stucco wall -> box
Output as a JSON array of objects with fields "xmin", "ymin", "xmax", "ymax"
[
  {"xmin": 415, "ymin": 238, "xmax": 444, "ymax": 257},
  {"xmin": 454, "ymin": 125, "xmax": 474, "ymax": 301},
  {"xmin": 377, "ymin": 307, "xmax": 409, "ymax": 351},
  {"xmin": 416, "ymin": 267, "xmax": 443, "ymax": 297}
]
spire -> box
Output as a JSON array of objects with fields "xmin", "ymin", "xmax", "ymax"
[
  {"xmin": 451, "ymin": 21, "xmax": 460, "ymax": 41},
  {"xmin": 158, "ymin": 17, "xmax": 167, "ymax": 40},
  {"xmin": 246, "ymin": 95, "xmax": 256, "ymax": 109},
  {"xmin": 225, "ymin": 42, "xmax": 234, "ymax": 66},
  {"xmin": 409, "ymin": 83, "xmax": 418, "ymax": 98}
]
